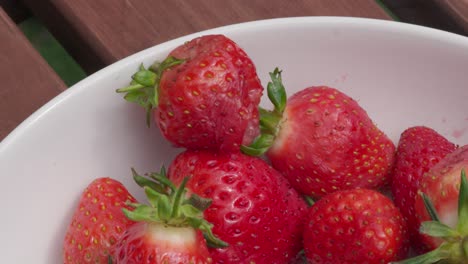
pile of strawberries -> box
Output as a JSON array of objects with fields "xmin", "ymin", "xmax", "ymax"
[{"xmin": 62, "ymin": 35, "xmax": 468, "ymax": 264}]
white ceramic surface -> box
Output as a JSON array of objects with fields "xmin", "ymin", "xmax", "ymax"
[{"xmin": 1, "ymin": 17, "xmax": 468, "ymax": 263}]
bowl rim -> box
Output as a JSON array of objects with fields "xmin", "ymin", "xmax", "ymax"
[{"xmin": 1, "ymin": 16, "xmax": 468, "ymax": 151}]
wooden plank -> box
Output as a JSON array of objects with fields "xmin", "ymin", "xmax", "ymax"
[
  {"xmin": 0, "ymin": 7, "xmax": 66, "ymax": 141},
  {"xmin": 23, "ymin": 0, "xmax": 391, "ymax": 73},
  {"xmin": 381, "ymin": 0, "xmax": 467, "ymax": 36},
  {"xmin": 432, "ymin": 0, "xmax": 468, "ymax": 34},
  {"xmin": 0, "ymin": 0, "xmax": 31, "ymax": 23}
]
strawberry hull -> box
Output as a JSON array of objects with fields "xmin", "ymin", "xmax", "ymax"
[
  {"xmin": 111, "ymin": 167, "xmax": 225, "ymax": 264},
  {"xmin": 414, "ymin": 144, "xmax": 468, "ymax": 250},
  {"xmin": 396, "ymin": 146, "xmax": 468, "ymax": 263},
  {"xmin": 391, "ymin": 126, "xmax": 456, "ymax": 253},
  {"xmin": 168, "ymin": 150, "xmax": 308, "ymax": 264},
  {"xmin": 114, "ymin": 222, "xmax": 212, "ymax": 264}
]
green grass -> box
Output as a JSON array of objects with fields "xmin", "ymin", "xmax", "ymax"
[{"xmin": 19, "ymin": 17, "xmax": 87, "ymax": 87}]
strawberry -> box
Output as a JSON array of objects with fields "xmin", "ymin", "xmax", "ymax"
[
  {"xmin": 303, "ymin": 188, "xmax": 409, "ymax": 263},
  {"xmin": 117, "ymin": 35, "xmax": 263, "ymax": 151},
  {"xmin": 167, "ymin": 150, "xmax": 308, "ymax": 264},
  {"xmin": 62, "ymin": 177, "xmax": 137, "ymax": 263},
  {"xmin": 242, "ymin": 68, "xmax": 395, "ymax": 198},
  {"xmin": 113, "ymin": 168, "xmax": 226, "ymax": 264},
  {"xmin": 391, "ymin": 126, "xmax": 456, "ymax": 252},
  {"xmin": 396, "ymin": 145, "xmax": 468, "ymax": 264}
]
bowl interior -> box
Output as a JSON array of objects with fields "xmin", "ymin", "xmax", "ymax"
[{"xmin": 1, "ymin": 17, "xmax": 467, "ymax": 263}]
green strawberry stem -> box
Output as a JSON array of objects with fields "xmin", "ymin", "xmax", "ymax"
[
  {"xmin": 419, "ymin": 221, "xmax": 461, "ymax": 240},
  {"xmin": 393, "ymin": 169, "xmax": 468, "ymax": 264},
  {"xmin": 240, "ymin": 134, "xmax": 275, "ymax": 156},
  {"xmin": 170, "ymin": 176, "xmax": 188, "ymax": 219},
  {"xmin": 258, "ymin": 108, "xmax": 282, "ymax": 134},
  {"xmin": 304, "ymin": 196, "xmax": 315, "ymax": 206},
  {"xmin": 116, "ymin": 56, "xmax": 184, "ymax": 127},
  {"xmin": 123, "ymin": 168, "xmax": 227, "ymax": 248},
  {"xmin": 391, "ymin": 246, "xmax": 445, "ymax": 264},
  {"xmin": 132, "ymin": 167, "xmax": 170, "ymax": 195},
  {"xmin": 266, "ymin": 68, "xmax": 287, "ymax": 115},
  {"xmin": 421, "ymin": 192, "xmax": 441, "ymax": 222},
  {"xmin": 241, "ymin": 67, "xmax": 286, "ymax": 156},
  {"xmin": 463, "ymin": 237, "xmax": 468, "ymax": 259},
  {"xmin": 458, "ymin": 169, "xmax": 468, "ymax": 234}
]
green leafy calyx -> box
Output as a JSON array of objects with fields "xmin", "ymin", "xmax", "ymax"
[
  {"xmin": 241, "ymin": 67, "xmax": 287, "ymax": 156},
  {"xmin": 116, "ymin": 56, "xmax": 184, "ymax": 127},
  {"xmin": 123, "ymin": 168, "xmax": 227, "ymax": 248},
  {"xmin": 393, "ymin": 169, "xmax": 468, "ymax": 264}
]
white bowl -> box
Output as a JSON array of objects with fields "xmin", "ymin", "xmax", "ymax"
[{"xmin": 1, "ymin": 17, "xmax": 467, "ymax": 263}]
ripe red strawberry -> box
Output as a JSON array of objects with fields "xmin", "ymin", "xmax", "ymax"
[
  {"xmin": 303, "ymin": 188, "xmax": 409, "ymax": 263},
  {"xmin": 113, "ymin": 168, "xmax": 226, "ymax": 264},
  {"xmin": 396, "ymin": 145, "xmax": 468, "ymax": 264},
  {"xmin": 167, "ymin": 150, "xmax": 308, "ymax": 264},
  {"xmin": 117, "ymin": 34, "xmax": 263, "ymax": 151},
  {"xmin": 243, "ymin": 68, "xmax": 395, "ymax": 198},
  {"xmin": 391, "ymin": 126, "xmax": 456, "ymax": 252},
  {"xmin": 415, "ymin": 145, "xmax": 468, "ymax": 249},
  {"xmin": 62, "ymin": 177, "xmax": 137, "ymax": 263}
]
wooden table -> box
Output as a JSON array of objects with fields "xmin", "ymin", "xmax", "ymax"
[
  {"xmin": 0, "ymin": 6, "xmax": 65, "ymax": 140},
  {"xmin": 2, "ymin": 0, "xmax": 391, "ymax": 140},
  {"xmin": 22, "ymin": 0, "xmax": 391, "ymax": 73}
]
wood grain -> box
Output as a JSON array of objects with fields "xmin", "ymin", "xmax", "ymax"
[
  {"xmin": 0, "ymin": 0, "xmax": 31, "ymax": 23},
  {"xmin": 23, "ymin": 0, "xmax": 391, "ymax": 73},
  {"xmin": 0, "ymin": 7, "xmax": 65, "ymax": 141},
  {"xmin": 381, "ymin": 0, "xmax": 467, "ymax": 35},
  {"xmin": 434, "ymin": 0, "xmax": 468, "ymax": 33}
]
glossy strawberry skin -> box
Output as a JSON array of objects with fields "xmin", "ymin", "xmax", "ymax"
[
  {"xmin": 391, "ymin": 126, "xmax": 456, "ymax": 252},
  {"xmin": 114, "ymin": 222, "xmax": 212, "ymax": 264},
  {"xmin": 414, "ymin": 144, "xmax": 468, "ymax": 250},
  {"xmin": 303, "ymin": 188, "xmax": 409, "ymax": 263},
  {"xmin": 63, "ymin": 178, "xmax": 137, "ymax": 263},
  {"xmin": 156, "ymin": 35, "xmax": 263, "ymax": 151},
  {"xmin": 168, "ymin": 150, "xmax": 308, "ymax": 264},
  {"xmin": 267, "ymin": 86, "xmax": 395, "ymax": 198}
]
